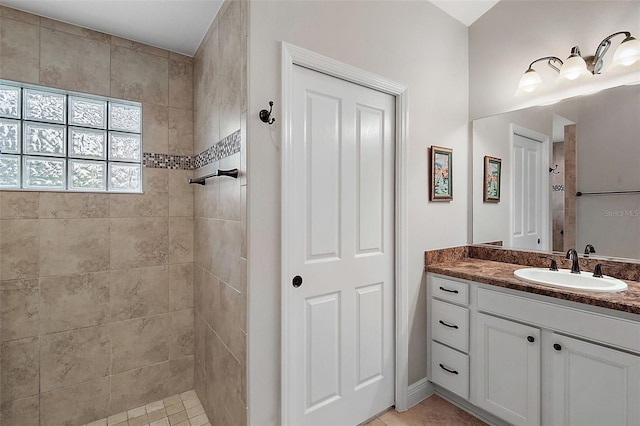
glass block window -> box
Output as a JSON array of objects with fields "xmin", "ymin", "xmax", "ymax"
[{"xmin": 0, "ymin": 80, "xmax": 142, "ymax": 192}]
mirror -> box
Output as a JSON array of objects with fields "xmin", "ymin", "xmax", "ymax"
[{"xmin": 472, "ymin": 84, "xmax": 640, "ymax": 260}]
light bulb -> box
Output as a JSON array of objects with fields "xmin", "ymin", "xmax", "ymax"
[
  {"xmin": 516, "ymin": 68, "xmax": 542, "ymax": 95},
  {"xmin": 608, "ymin": 36, "xmax": 640, "ymax": 71}
]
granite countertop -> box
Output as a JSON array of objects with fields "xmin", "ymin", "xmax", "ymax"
[{"xmin": 427, "ymin": 258, "xmax": 640, "ymax": 315}]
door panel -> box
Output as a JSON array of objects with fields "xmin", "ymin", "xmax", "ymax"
[
  {"xmin": 512, "ymin": 132, "xmax": 543, "ymax": 250},
  {"xmin": 287, "ymin": 64, "xmax": 395, "ymax": 425}
]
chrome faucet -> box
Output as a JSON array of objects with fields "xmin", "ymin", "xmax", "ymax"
[
  {"xmin": 565, "ymin": 249, "xmax": 581, "ymax": 274},
  {"xmin": 584, "ymin": 244, "xmax": 596, "ymax": 257}
]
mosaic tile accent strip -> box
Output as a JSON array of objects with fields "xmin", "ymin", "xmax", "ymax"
[{"xmin": 142, "ymin": 129, "xmax": 241, "ymax": 170}]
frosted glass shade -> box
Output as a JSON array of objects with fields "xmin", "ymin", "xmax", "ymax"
[
  {"xmin": 516, "ymin": 69, "xmax": 542, "ymax": 95},
  {"xmin": 557, "ymin": 55, "xmax": 592, "ymax": 83},
  {"xmin": 608, "ymin": 37, "xmax": 640, "ymax": 71}
]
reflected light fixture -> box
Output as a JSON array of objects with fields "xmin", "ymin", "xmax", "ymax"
[{"xmin": 517, "ymin": 31, "xmax": 640, "ymax": 95}]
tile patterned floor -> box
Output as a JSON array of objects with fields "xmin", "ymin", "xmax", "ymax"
[
  {"xmin": 365, "ymin": 394, "xmax": 488, "ymax": 426},
  {"xmin": 81, "ymin": 390, "xmax": 210, "ymax": 426}
]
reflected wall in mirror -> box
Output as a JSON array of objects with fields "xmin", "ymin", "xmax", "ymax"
[{"xmin": 472, "ymin": 84, "xmax": 640, "ymax": 260}]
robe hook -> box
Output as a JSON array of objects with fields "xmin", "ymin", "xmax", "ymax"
[
  {"xmin": 549, "ymin": 164, "xmax": 560, "ymax": 174},
  {"xmin": 260, "ymin": 101, "xmax": 276, "ymax": 125}
]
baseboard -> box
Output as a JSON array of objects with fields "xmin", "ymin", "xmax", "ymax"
[{"xmin": 405, "ymin": 378, "xmax": 433, "ymax": 409}]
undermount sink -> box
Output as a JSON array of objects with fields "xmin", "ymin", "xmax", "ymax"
[{"xmin": 514, "ymin": 268, "xmax": 628, "ymax": 293}]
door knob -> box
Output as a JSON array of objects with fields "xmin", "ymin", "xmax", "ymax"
[{"xmin": 292, "ymin": 275, "xmax": 303, "ymax": 288}]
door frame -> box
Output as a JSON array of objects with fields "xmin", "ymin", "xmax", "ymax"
[
  {"xmin": 281, "ymin": 42, "xmax": 409, "ymax": 424},
  {"xmin": 509, "ymin": 124, "xmax": 550, "ymax": 251}
]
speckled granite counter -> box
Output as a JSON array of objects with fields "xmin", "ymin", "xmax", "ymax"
[{"xmin": 425, "ymin": 246, "xmax": 640, "ymax": 315}]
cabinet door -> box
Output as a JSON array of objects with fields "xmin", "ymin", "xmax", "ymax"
[
  {"xmin": 549, "ymin": 334, "xmax": 640, "ymax": 426},
  {"xmin": 476, "ymin": 313, "xmax": 540, "ymax": 426}
]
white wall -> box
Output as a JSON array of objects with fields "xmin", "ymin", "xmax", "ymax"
[
  {"xmin": 470, "ymin": 1, "xmax": 640, "ymax": 120},
  {"xmin": 246, "ymin": 1, "xmax": 469, "ymax": 423}
]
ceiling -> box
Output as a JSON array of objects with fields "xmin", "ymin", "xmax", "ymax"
[{"xmin": 1, "ymin": 0, "xmax": 499, "ymax": 57}]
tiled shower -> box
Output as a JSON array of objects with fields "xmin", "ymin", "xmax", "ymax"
[{"xmin": 0, "ymin": 1, "xmax": 247, "ymax": 425}]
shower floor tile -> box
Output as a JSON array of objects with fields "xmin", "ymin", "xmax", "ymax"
[{"xmin": 81, "ymin": 390, "xmax": 210, "ymax": 426}]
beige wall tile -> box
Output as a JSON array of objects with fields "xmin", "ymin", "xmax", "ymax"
[
  {"xmin": 109, "ymin": 193, "xmax": 169, "ymax": 218},
  {"xmin": 169, "ymin": 170, "xmax": 194, "ymax": 218},
  {"xmin": 194, "ymin": 218, "xmax": 213, "ymax": 273},
  {"xmin": 143, "ymin": 168, "xmax": 169, "ymax": 195},
  {"xmin": 1, "ymin": 279, "xmax": 39, "ymax": 341},
  {"xmin": 0, "ymin": 219, "xmax": 39, "ymax": 280},
  {"xmin": 240, "ymin": 185, "xmax": 247, "ymax": 259},
  {"xmin": 200, "ymin": 268, "xmax": 217, "ymax": 329},
  {"xmin": 0, "ymin": 192, "xmax": 38, "ymax": 219},
  {"xmin": 110, "ymin": 362, "xmax": 171, "ymax": 415},
  {"xmin": 38, "ymin": 193, "xmax": 109, "ymax": 219},
  {"xmin": 40, "ymin": 326, "xmax": 110, "ymax": 392},
  {"xmin": 194, "ymin": 356, "xmax": 206, "ymax": 413},
  {"xmin": 169, "ymin": 263, "xmax": 193, "ymax": 311},
  {"xmin": 194, "ymin": 311, "xmax": 206, "ymax": 368},
  {"xmin": 0, "ymin": 395, "xmax": 39, "ymax": 426},
  {"xmin": 214, "ymin": 220, "xmax": 242, "ymax": 291},
  {"xmin": 170, "ymin": 309, "xmax": 193, "ymax": 359},
  {"xmin": 111, "ymin": 45, "xmax": 168, "ymax": 105},
  {"xmin": 110, "ymin": 36, "xmax": 169, "ymax": 58},
  {"xmin": 0, "ymin": 6, "xmax": 39, "ymax": 25},
  {"xmin": 40, "ymin": 17, "xmax": 110, "ymax": 43},
  {"xmin": 169, "ymin": 59, "xmax": 193, "ymax": 110},
  {"xmin": 0, "ymin": 17, "xmax": 39, "ymax": 83},
  {"xmin": 40, "ymin": 377, "xmax": 110, "ymax": 426},
  {"xmin": 169, "ymin": 217, "xmax": 194, "ymax": 264},
  {"xmin": 40, "ymin": 28, "xmax": 110, "ymax": 96},
  {"xmin": 193, "ymin": 168, "xmax": 219, "ymax": 219},
  {"xmin": 1, "ymin": 337, "xmax": 39, "ymax": 402},
  {"xmin": 219, "ymin": 153, "xmax": 241, "ymax": 221},
  {"xmin": 193, "ymin": 24, "xmax": 220, "ymax": 156},
  {"xmin": 39, "ymin": 218, "xmax": 110, "ymax": 277},
  {"xmin": 170, "ymin": 355, "xmax": 194, "ymax": 395},
  {"xmin": 168, "ymin": 107, "xmax": 194, "ymax": 156},
  {"xmin": 213, "ymin": 282, "xmax": 246, "ymax": 362},
  {"xmin": 110, "ymin": 314, "xmax": 169, "ymax": 374},
  {"xmin": 204, "ymin": 328, "xmax": 224, "ymax": 420},
  {"xmin": 218, "ymin": 0, "xmax": 242, "ymax": 140},
  {"xmin": 142, "ymin": 103, "xmax": 169, "ymax": 154},
  {"xmin": 40, "ymin": 272, "xmax": 110, "ymax": 334},
  {"xmin": 110, "ymin": 266, "xmax": 168, "ymax": 322},
  {"xmin": 193, "ymin": 265, "xmax": 205, "ymax": 318},
  {"xmin": 110, "ymin": 217, "xmax": 169, "ymax": 270}
]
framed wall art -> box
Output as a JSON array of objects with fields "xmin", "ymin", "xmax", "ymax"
[
  {"xmin": 430, "ymin": 146, "xmax": 453, "ymax": 201},
  {"xmin": 483, "ymin": 155, "xmax": 501, "ymax": 202}
]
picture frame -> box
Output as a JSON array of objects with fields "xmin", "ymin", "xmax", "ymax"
[
  {"xmin": 483, "ymin": 156, "xmax": 501, "ymax": 202},
  {"xmin": 429, "ymin": 146, "xmax": 453, "ymax": 201}
]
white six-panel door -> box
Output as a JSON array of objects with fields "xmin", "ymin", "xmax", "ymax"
[{"xmin": 285, "ymin": 64, "xmax": 395, "ymax": 425}]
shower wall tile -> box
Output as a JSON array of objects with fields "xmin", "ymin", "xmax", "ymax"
[
  {"xmin": 38, "ymin": 193, "xmax": 110, "ymax": 219},
  {"xmin": 219, "ymin": 1, "xmax": 242, "ymax": 139},
  {"xmin": 169, "ymin": 217, "xmax": 194, "ymax": 264},
  {"xmin": 110, "ymin": 362, "xmax": 171, "ymax": 415},
  {"xmin": 110, "ymin": 45, "xmax": 169, "ymax": 105},
  {"xmin": 39, "ymin": 326, "xmax": 110, "ymax": 392},
  {"xmin": 0, "ymin": 337, "xmax": 39, "ymax": 402},
  {"xmin": 169, "ymin": 169, "xmax": 194, "ymax": 217},
  {"xmin": 143, "ymin": 168, "xmax": 170, "ymax": 195},
  {"xmin": 39, "ymin": 27, "xmax": 111, "ymax": 96},
  {"xmin": 219, "ymin": 153, "xmax": 241, "ymax": 221},
  {"xmin": 170, "ymin": 355, "xmax": 194, "ymax": 394},
  {"xmin": 110, "ymin": 266, "xmax": 169, "ymax": 322},
  {"xmin": 170, "ymin": 309, "xmax": 194, "ymax": 359},
  {"xmin": 110, "ymin": 217, "xmax": 169, "ymax": 270},
  {"xmin": 39, "ymin": 377, "xmax": 110, "ymax": 426},
  {"xmin": 0, "ymin": 395, "xmax": 39, "ymax": 426},
  {"xmin": 0, "ymin": 17, "xmax": 40, "ymax": 84},
  {"xmin": 110, "ymin": 35, "xmax": 169, "ymax": 59},
  {"xmin": 169, "ymin": 58, "xmax": 194, "ymax": 110},
  {"xmin": 39, "ymin": 218, "xmax": 110, "ymax": 276},
  {"xmin": 169, "ymin": 263, "xmax": 194, "ymax": 311},
  {"xmin": 0, "ymin": 192, "xmax": 39, "ymax": 219},
  {"xmin": 39, "ymin": 17, "xmax": 111, "ymax": 43},
  {"xmin": 143, "ymin": 103, "xmax": 169, "ymax": 154},
  {"xmin": 0, "ymin": 219, "xmax": 39, "ymax": 280},
  {"xmin": 39, "ymin": 272, "xmax": 110, "ymax": 334},
  {"xmin": 0, "ymin": 279, "xmax": 39, "ymax": 341},
  {"xmin": 110, "ymin": 314, "xmax": 170, "ymax": 374},
  {"xmin": 0, "ymin": 6, "xmax": 40, "ymax": 25},
  {"xmin": 194, "ymin": 311, "xmax": 206, "ymax": 368},
  {"xmin": 109, "ymin": 193, "xmax": 169, "ymax": 218},
  {"xmin": 169, "ymin": 107, "xmax": 194, "ymax": 156}
]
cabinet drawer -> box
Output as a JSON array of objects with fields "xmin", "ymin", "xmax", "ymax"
[
  {"xmin": 431, "ymin": 275, "xmax": 469, "ymax": 305},
  {"xmin": 431, "ymin": 341, "xmax": 469, "ymax": 399},
  {"xmin": 431, "ymin": 299, "xmax": 469, "ymax": 352}
]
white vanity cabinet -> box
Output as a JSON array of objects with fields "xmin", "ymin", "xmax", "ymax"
[
  {"xmin": 427, "ymin": 273, "xmax": 640, "ymax": 426},
  {"xmin": 475, "ymin": 313, "xmax": 540, "ymax": 426}
]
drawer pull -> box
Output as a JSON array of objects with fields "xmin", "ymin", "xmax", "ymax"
[
  {"xmin": 439, "ymin": 363, "xmax": 459, "ymax": 375},
  {"xmin": 439, "ymin": 286, "xmax": 459, "ymax": 294},
  {"xmin": 438, "ymin": 320, "xmax": 459, "ymax": 329}
]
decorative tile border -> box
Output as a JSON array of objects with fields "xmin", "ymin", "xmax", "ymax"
[{"xmin": 142, "ymin": 129, "xmax": 241, "ymax": 170}]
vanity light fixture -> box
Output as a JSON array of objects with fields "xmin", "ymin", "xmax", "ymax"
[{"xmin": 517, "ymin": 31, "xmax": 640, "ymax": 95}]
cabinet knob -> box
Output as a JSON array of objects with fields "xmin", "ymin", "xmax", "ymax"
[
  {"xmin": 553, "ymin": 343, "xmax": 562, "ymax": 351},
  {"xmin": 527, "ymin": 336, "xmax": 535, "ymax": 343}
]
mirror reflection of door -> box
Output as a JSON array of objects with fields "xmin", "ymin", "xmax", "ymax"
[{"xmin": 551, "ymin": 115, "xmax": 576, "ymax": 252}]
